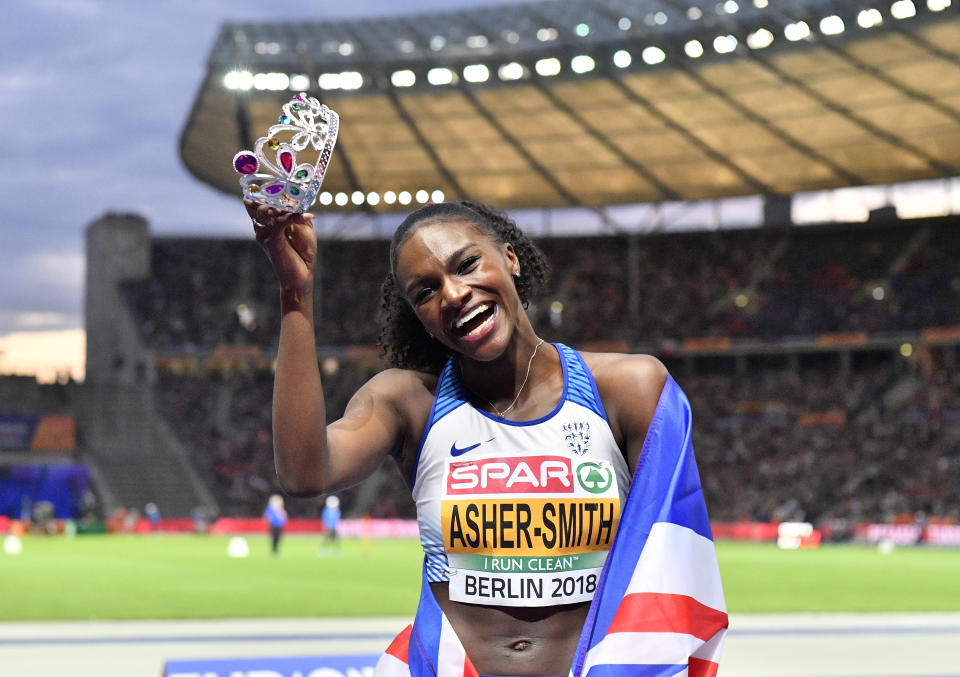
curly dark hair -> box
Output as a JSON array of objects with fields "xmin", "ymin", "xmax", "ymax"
[{"xmin": 377, "ymin": 200, "xmax": 550, "ymax": 374}]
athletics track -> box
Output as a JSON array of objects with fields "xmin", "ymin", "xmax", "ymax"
[{"xmin": 1, "ymin": 613, "xmax": 959, "ymax": 676}]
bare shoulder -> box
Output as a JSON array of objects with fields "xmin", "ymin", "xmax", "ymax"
[
  {"xmin": 580, "ymin": 352, "xmax": 668, "ymax": 455},
  {"xmin": 581, "ymin": 351, "xmax": 668, "ymax": 403}
]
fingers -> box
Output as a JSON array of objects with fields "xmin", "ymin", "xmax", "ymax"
[{"xmin": 245, "ymin": 200, "xmax": 315, "ymax": 245}]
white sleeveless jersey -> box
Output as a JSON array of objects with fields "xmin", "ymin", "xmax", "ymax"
[{"xmin": 411, "ymin": 343, "xmax": 629, "ymax": 607}]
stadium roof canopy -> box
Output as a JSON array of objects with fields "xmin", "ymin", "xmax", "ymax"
[{"xmin": 181, "ymin": 0, "xmax": 960, "ymax": 213}]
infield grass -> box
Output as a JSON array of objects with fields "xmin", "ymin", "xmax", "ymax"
[{"xmin": 2, "ymin": 535, "xmax": 959, "ymax": 621}]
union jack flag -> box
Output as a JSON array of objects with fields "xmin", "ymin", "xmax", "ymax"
[{"xmin": 374, "ymin": 375, "xmax": 727, "ymax": 677}]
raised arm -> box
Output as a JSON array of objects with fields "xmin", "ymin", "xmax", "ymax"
[{"xmin": 245, "ymin": 201, "xmax": 408, "ymax": 496}]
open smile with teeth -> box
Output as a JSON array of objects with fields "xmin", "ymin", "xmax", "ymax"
[{"xmin": 453, "ymin": 302, "xmax": 496, "ymax": 337}]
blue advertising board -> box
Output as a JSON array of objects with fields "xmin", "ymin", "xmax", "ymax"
[{"xmin": 163, "ymin": 653, "xmax": 380, "ymax": 677}]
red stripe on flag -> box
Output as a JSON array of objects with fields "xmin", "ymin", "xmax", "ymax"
[
  {"xmin": 607, "ymin": 592, "xmax": 728, "ymax": 641},
  {"xmin": 464, "ymin": 655, "xmax": 479, "ymax": 677},
  {"xmin": 385, "ymin": 624, "xmax": 413, "ymax": 661},
  {"xmin": 689, "ymin": 657, "xmax": 719, "ymax": 677}
]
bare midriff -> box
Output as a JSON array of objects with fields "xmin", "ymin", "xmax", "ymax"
[{"xmin": 431, "ymin": 581, "xmax": 588, "ymax": 676}]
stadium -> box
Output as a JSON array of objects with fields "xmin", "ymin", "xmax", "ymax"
[{"xmin": 2, "ymin": 0, "xmax": 960, "ymax": 675}]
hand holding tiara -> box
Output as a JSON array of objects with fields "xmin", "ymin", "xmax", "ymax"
[{"xmin": 233, "ymin": 92, "xmax": 339, "ymax": 213}]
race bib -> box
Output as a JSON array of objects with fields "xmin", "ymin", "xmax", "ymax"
[{"xmin": 441, "ymin": 453, "xmax": 620, "ymax": 606}]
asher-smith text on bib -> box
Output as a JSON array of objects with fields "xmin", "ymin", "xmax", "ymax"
[{"xmin": 442, "ymin": 452, "xmax": 621, "ymax": 606}]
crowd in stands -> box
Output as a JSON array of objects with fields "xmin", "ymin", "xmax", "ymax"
[
  {"xmin": 123, "ymin": 217, "xmax": 960, "ymax": 353},
  {"xmin": 151, "ymin": 348, "xmax": 960, "ymax": 527},
  {"xmin": 128, "ymin": 215, "xmax": 960, "ymax": 526},
  {"xmin": 680, "ymin": 353, "xmax": 960, "ymax": 528},
  {"xmin": 154, "ymin": 358, "xmax": 400, "ymax": 519}
]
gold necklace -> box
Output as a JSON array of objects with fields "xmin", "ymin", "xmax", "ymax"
[{"xmin": 484, "ymin": 338, "xmax": 545, "ymax": 418}]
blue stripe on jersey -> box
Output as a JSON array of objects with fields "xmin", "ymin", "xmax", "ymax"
[
  {"xmin": 420, "ymin": 521, "xmax": 449, "ymax": 582},
  {"xmin": 558, "ymin": 343, "xmax": 608, "ymax": 420},
  {"xmin": 410, "ymin": 360, "xmax": 468, "ymax": 487},
  {"xmin": 431, "ymin": 359, "xmax": 469, "ymax": 423}
]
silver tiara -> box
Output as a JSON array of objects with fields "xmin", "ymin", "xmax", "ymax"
[{"xmin": 232, "ymin": 92, "xmax": 339, "ymax": 213}]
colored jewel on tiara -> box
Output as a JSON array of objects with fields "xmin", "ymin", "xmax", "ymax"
[{"xmin": 232, "ymin": 92, "xmax": 339, "ymax": 213}]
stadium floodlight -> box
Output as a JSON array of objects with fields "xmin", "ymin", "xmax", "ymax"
[
  {"xmin": 575, "ymin": 23, "xmax": 590, "ymax": 37},
  {"xmin": 642, "ymin": 46, "xmax": 666, "ymax": 65},
  {"xmin": 398, "ymin": 190, "xmax": 412, "ymax": 205},
  {"xmin": 427, "ymin": 67, "xmax": 456, "ymax": 85},
  {"xmin": 391, "ymin": 69, "xmax": 416, "ymax": 87},
  {"xmin": 618, "ymin": 17, "xmax": 632, "ymax": 30},
  {"xmin": 430, "ymin": 35, "xmax": 446, "ymax": 51},
  {"xmin": 747, "ymin": 28, "xmax": 774, "ymax": 49},
  {"xmin": 463, "ymin": 64, "xmax": 490, "ymax": 83},
  {"xmin": 784, "ymin": 21, "xmax": 812, "ymax": 41},
  {"xmin": 397, "ymin": 39, "xmax": 416, "ymax": 54},
  {"xmin": 687, "ymin": 7, "xmax": 703, "ymax": 19},
  {"xmin": 383, "ymin": 191, "xmax": 397, "ymax": 205},
  {"xmin": 654, "ymin": 11, "xmax": 668, "ymax": 24},
  {"xmin": 288, "ymin": 74, "xmax": 310, "ymax": 91},
  {"xmin": 857, "ymin": 8, "xmax": 883, "ymax": 27},
  {"xmin": 722, "ymin": 1, "xmax": 739, "ymax": 14},
  {"xmin": 537, "ymin": 27, "xmax": 559, "ymax": 42},
  {"xmin": 466, "ymin": 34, "xmax": 489, "ymax": 48},
  {"xmin": 498, "ymin": 62, "xmax": 525, "ymax": 81},
  {"xmin": 254, "ymin": 72, "xmax": 289, "ymax": 91},
  {"xmin": 318, "ymin": 71, "xmax": 363, "ymax": 91},
  {"xmin": 685, "ymin": 40, "xmax": 705, "ymax": 58},
  {"xmin": 891, "ymin": 0, "xmax": 917, "ymax": 18},
  {"xmin": 872, "ymin": 286, "xmax": 885, "ymax": 301},
  {"xmin": 820, "ymin": 15, "xmax": 845, "ymax": 35},
  {"xmin": 340, "ymin": 72, "xmax": 363, "ymax": 90},
  {"xmin": 366, "ymin": 192, "xmax": 380, "ymax": 206},
  {"xmin": 319, "ymin": 191, "xmax": 333, "ymax": 206},
  {"xmin": 504, "ymin": 30, "xmax": 520, "ymax": 44},
  {"xmin": 535, "ymin": 57, "xmax": 562, "ymax": 76},
  {"xmin": 255, "ymin": 41, "xmax": 281, "ymax": 55},
  {"xmin": 613, "ymin": 50, "xmax": 632, "ymax": 68},
  {"xmin": 416, "ymin": 189, "xmax": 430, "ymax": 203},
  {"xmin": 223, "ymin": 70, "xmax": 253, "ymax": 90},
  {"xmin": 351, "ymin": 190, "xmax": 365, "ymax": 205},
  {"xmin": 431, "ymin": 189, "xmax": 445, "ymax": 203},
  {"xmin": 713, "ymin": 35, "xmax": 738, "ymax": 54},
  {"xmin": 338, "ymin": 42, "xmax": 355, "ymax": 56},
  {"xmin": 900, "ymin": 343, "xmax": 913, "ymax": 357},
  {"xmin": 335, "ymin": 192, "xmax": 349, "ymax": 206},
  {"xmin": 571, "ymin": 55, "xmax": 596, "ymax": 74},
  {"xmin": 318, "ymin": 73, "xmax": 341, "ymax": 90},
  {"xmin": 928, "ymin": 0, "xmax": 951, "ymax": 10},
  {"xmin": 754, "ymin": 0, "xmax": 768, "ymax": 6}
]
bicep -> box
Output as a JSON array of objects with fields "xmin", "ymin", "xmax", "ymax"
[{"xmin": 322, "ymin": 379, "xmax": 408, "ymax": 491}]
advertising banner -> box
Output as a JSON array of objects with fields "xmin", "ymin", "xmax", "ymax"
[{"xmin": 164, "ymin": 653, "xmax": 379, "ymax": 677}]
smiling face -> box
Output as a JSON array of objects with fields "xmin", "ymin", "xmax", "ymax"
[{"xmin": 393, "ymin": 218, "xmax": 522, "ymax": 361}]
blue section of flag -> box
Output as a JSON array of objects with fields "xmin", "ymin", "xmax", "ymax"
[
  {"xmin": 408, "ymin": 570, "xmax": 445, "ymax": 676},
  {"xmin": 585, "ymin": 663, "xmax": 688, "ymax": 677}
]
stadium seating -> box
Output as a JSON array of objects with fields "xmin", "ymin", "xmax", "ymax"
[{"xmin": 48, "ymin": 212, "xmax": 960, "ymax": 526}]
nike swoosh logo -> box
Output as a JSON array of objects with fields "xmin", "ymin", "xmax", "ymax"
[{"xmin": 450, "ymin": 442, "xmax": 481, "ymax": 457}]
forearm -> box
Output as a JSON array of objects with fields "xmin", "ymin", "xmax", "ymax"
[{"xmin": 271, "ymin": 285, "xmax": 329, "ymax": 495}]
